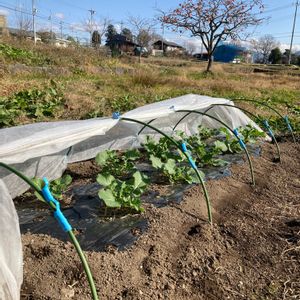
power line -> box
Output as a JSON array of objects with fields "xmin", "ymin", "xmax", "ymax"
[
  {"xmin": 259, "ymin": 3, "xmax": 294, "ymax": 15},
  {"xmin": 0, "ymin": 3, "xmax": 85, "ymax": 31}
]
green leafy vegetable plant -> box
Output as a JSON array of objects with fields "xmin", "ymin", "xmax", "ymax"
[
  {"xmin": 176, "ymin": 130, "xmax": 227, "ymax": 167},
  {"xmin": 149, "ymin": 154, "xmax": 203, "ymax": 184},
  {"xmin": 217, "ymin": 128, "xmax": 242, "ymax": 154},
  {"xmin": 239, "ymin": 125, "xmax": 266, "ymax": 143},
  {"xmin": 97, "ymin": 171, "xmax": 148, "ymax": 212},
  {"xmin": 32, "ymin": 174, "xmax": 72, "ymax": 201},
  {"xmin": 143, "ymin": 135, "xmax": 182, "ymax": 162},
  {"xmin": 95, "ymin": 149, "xmax": 140, "ymax": 178}
]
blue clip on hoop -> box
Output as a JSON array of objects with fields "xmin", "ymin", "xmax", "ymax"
[
  {"xmin": 112, "ymin": 112, "xmax": 121, "ymax": 120},
  {"xmin": 181, "ymin": 142, "xmax": 197, "ymax": 169},
  {"xmin": 284, "ymin": 116, "xmax": 293, "ymax": 132},
  {"xmin": 41, "ymin": 178, "xmax": 72, "ymax": 232},
  {"xmin": 263, "ymin": 120, "xmax": 275, "ymax": 139},
  {"xmin": 233, "ymin": 128, "xmax": 246, "ymax": 150}
]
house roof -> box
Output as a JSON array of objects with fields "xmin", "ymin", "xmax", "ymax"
[
  {"xmin": 215, "ymin": 44, "xmax": 251, "ymax": 54},
  {"xmin": 153, "ymin": 40, "xmax": 184, "ymax": 49},
  {"xmin": 108, "ymin": 34, "xmax": 139, "ymax": 46},
  {"xmin": 55, "ymin": 38, "xmax": 71, "ymax": 43}
]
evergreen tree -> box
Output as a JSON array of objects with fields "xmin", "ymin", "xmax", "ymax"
[
  {"xmin": 269, "ymin": 47, "xmax": 282, "ymax": 64},
  {"xmin": 105, "ymin": 24, "xmax": 117, "ymax": 45},
  {"xmin": 121, "ymin": 28, "xmax": 133, "ymax": 41},
  {"xmin": 92, "ymin": 30, "xmax": 101, "ymax": 47}
]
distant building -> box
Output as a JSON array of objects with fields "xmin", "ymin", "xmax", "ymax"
[
  {"xmin": 5, "ymin": 27, "xmax": 41, "ymax": 42},
  {"xmin": 193, "ymin": 52, "xmax": 209, "ymax": 61},
  {"xmin": 152, "ymin": 40, "xmax": 185, "ymax": 56},
  {"xmin": 106, "ymin": 34, "xmax": 139, "ymax": 55},
  {"xmin": 213, "ymin": 44, "xmax": 253, "ymax": 63},
  {"xmin": 0, "ymin": 15, "xmax": 8, "ymax": 36},
  {"xmin": 54, "ymin": 38, "xmax": 71, "ymax": 48}
]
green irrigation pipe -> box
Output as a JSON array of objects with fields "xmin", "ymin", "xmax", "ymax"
[
  {"xmin": 202, "ymin": 104, "xmax": 281, "ymax": 162},
  {"xmin": 232, "ymin": 98, "xmax": 296, "ymax": 143},
  {"xmin": 0, "ymin": 162, "xmax": 99, "ymax": 300},
  {"xmin": 120, "ymin": 117, "xmax": 212, "ymax": 224},
  {"xmin": 137, "ymin": 119, "xmax": 156, "ymax": 135},
  {"xmin": 173, "ymin": 110, "xmax": 255, "ymax": 186}
]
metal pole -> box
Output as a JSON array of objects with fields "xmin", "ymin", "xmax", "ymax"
[
  {"xmin": 32, "ymin": 0, "xmax": 37, "ymax": 44},
  {"xmin": 288, "ymin": 0, "xmax": 299, "ymax": 64},
  {"xmin": 49, "ymin": 12, "xmax": 53, "ymax": 43},
  {"xmin": 60, "ymin": 21, "xmax": 63, "ymax": 39},
  {"xmin": 162, "ymin": 24, "xmax": 164, "ymax": 56},
  {"xmin": 88, "ymin": 9, "xmax": 95, "ymax": 45}
]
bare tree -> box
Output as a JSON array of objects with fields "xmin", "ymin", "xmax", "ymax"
[
  {"xmin": 184, "ymin": 40, "xmax": 197, "ymax": 55},
  {"xmin": 160, "ymin": 0, "xmax": 264, "ymax": 72},
  {"xmin": 82, "ymin": 16, "xmax": 110, "ymax": 45},
  {"xmin": 128, "ymin": 16, "xmax": 155, "ymax": 48},
  {"xmin": 127, "ymin": 16, "xmax": 156, "ymax": 61},
  {"xmin": 251, "ymin": 35, "xmax": 279, "ymax": 64},
  {"xmin": 15, "ymin": 11, "xmax": 32, "ymax": 39}
]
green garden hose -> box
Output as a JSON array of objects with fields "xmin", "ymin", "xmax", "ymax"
[
  {"xmin": 173, "ymin": 110, "xmax": 256, "ymax": 186},
  {"xmin": 120, "ymin": 117, "xmax": 212, "ymax": 224},
  {"xmin": 0, "ymin": 162, "xmax": 99, "ymax": 300}
]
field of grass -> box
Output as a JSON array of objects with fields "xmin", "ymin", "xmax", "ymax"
[{"xmin": 0, "ymin": 37, "xmax": 299, "ymax": 131}]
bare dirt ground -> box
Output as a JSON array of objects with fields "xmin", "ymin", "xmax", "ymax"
[{"xmin": 21, "ymin": 140, "xmax": 300, "ymax": 300}]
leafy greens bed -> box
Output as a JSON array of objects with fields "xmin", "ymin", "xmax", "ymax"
[{"xmin": 93, "ymin": 125, "xmax": 265, "ymax": 213}]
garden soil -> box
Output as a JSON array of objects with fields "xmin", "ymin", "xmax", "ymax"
[{"xmin": 20, "ymin": 140, "xmax": 300, "ymax": 300}]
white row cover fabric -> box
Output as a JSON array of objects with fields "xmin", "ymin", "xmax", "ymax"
[
  {"xmin": 0, "ymin": 94, "xmax": 266, "ymax": 299},
  {"xmin": 0, "ymin": 182, "xmax": 22, "ymax": 300}
]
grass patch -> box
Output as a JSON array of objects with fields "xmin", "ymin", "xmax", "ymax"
[
  {"xmin": 0, "ymin": 80, "xmax": 64, "ymax": 127},
  {"xmin": 0, "ymin": 39, "xmax": 299, "ymax": 133},
  {"xmin": 0, "ymin": 43, "xmax": 50, "ymax": 66}
]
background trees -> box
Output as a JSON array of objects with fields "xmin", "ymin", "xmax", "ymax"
[
  {"xmin": 92, "ymin": 30, "xmax": 101, "ymax": 47},
  {"xmin": 128, "ymin": 16, "xmax": 154, "ymax": 49},
  {"xmin": 105, "ymin": 24, "xmax": 117, "ymax": 45},
  {"xmin": 269, "ymin": 47, "xmax": 282, "ymax": 64},
  {"xmin": 15, "ymin": 10, "xmax": 32, "ymax": 39},
  {"xmin": 160, "ymin": 0, "xmax": 264, "ymax": 72},
  {"xmin": 251, "ymin": 35, "xmax": 279, "ymax": 64},
  {"xmin": 121, "ymin": 28, "xmax": 133, "ymax": 41}
]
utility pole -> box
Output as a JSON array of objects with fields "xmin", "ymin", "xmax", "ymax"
[
  {"xmin": 88, "ymin": 9, "xmax": 95, "ymax": 45},
  {"xmin": 288, "ymin": 0, "xmax": 299, "ymax": 64},
  {"xmin": 60, "ymin": 21, "xmax": 63, "ymax": 39},
  {"xmin": 32, "ymin": 0, "xmax": 37, "ymax": 44},
  {"xmin": 48, "ymin": 12, "xmax": 53, "ymax": 43},
  {"xmin": 161, "ymin": 23, "xmax": 164, "ymax": 56}
]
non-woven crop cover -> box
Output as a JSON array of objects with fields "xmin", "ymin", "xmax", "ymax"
[{"xmin": 0, "ymin": 94, "xmax": 265, "ymax": 299}]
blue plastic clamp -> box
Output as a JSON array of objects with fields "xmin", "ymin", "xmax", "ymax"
[
  {"xmin": 181, "ymin": 142, "xmax": 197, "ymax": 169},
  {"xmin": 112, "ymin": 112, "xmax": 121, "ymax": 120},
  {"xmin": 181, "ymin": 142, "xmax": 188, "ymax": 153},
  {"xmin": 233, "ymin": 128, "xmax": 246, "ymax": 150},
  {"xmin": 41, "ymin": 178, "xmax": 72, "ymax": 232},
  {"xmin": 284, "ymin": 116, "xmax": 293, "ymax": 132},
  {"xmin": 263, "ymin": 120, "xmax": 275, "ymax": 139}
]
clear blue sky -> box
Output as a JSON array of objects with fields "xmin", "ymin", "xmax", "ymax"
[{"xmin": 1, "ymin": 0, "xmax": 299, "ymax": 50}]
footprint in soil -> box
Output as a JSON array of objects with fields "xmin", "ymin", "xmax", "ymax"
[
  {"xmin": 188, "ymin": 224, "xmax": 202, "ymax": 236},
  {"xmin": 28, "ymin": 245, "xmax": 53, "ymax": 260},
  {"xmin": 279, "ymin": 219, "xmax": 300, "ymax": 245}
]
